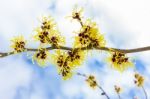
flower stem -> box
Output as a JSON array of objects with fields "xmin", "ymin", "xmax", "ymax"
[
  {"xmin": 142, "ymin": 86, "xmax": 148, "ymax": 99},
  {"xmin": 97, "ymin": 85, "xmax": 110, "ymax": 99},
  {"xmin": 77, "ymin": 72, "xmax": 110, "ymax": 99},
  {"xmin": 117, "ymin": 93, "xmax": 121, "ymax": 99}
]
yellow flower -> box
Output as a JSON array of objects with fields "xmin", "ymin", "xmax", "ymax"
[
  {"xmin": 134, "ymin": 73, "xmax": 144, "ymax": 87},
  {"xmin": 41, "ymin": 16, "xmax": 56, "ymax": 31},
  {"xmin": 107, "ymin": 52, "xmax": 133, "ymax": 72},
  {"xmin": 34, "ymin": 16, "xmax": 65, "ymax": 47},
  {"xmin": 86, "ymin": 75, "xmax": 97, "ymax": 89},
  {"xmin": 114, "ymin": 85, "xmax": 122, "ymax": 94},
  {"xmin": 72, "ymin": 6, "xmax": 83, "ymax": 20},
  {"xmin": 52, "ymin": 50, "xmax": 73, "ymax": 80},
  {"xmin": 67, "ymin": 49, "xmax": 86, "ymax": 67},
  {"xmin": 32, "ymin": 48, "xmax": 50, "ymax": 67},
  {"xmin": 60, "ymin": 65, "xmax": 72, "ymax": 80},
  {"xmin": 66, "ymin": 5, "xmax": 83, "ymax": 22},
  {"xmin": 70, "ymin": 6, "xmax": 84, "ymax": 26},
  {"xmin": 52, "ymin": 49, "xmax": 86, "ymax": 80},
  {"xmin": 74, "ymin": 19, "xmax": 106, "ymax": 48},
  {"xmin": 11, "ymin": 35, "xmax": 27, "ymax": 53}
]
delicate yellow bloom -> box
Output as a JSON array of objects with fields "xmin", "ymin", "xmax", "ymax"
[
  {"xmin": 86, "ymin": 75, "xmax": 97, "ymax": 89},
  {"xmin": 52, "ymin": 50, "xmax": 68, "ymax": 67},
  {"xmin": 41, "ymin": 16, "xmax": 57, "ymax": 31},
  {"xmin": 32, "ymin": 48, "xmax": 50, "ymax": 67},
  {"xmin": 71, "ymin": 6, "xmax": 84, "ymax": 23},
  {"xmin": 74, "ymin": 19, "xmax": 106, "ymax": 48},
  {"xmin": 52, "ymin": 50, "xmax": 73, "ymax": 80},
  {"xmin": 11, "ymin": 35, "xmax": 27, "ymax": 53},
  {"xmin": 134, "ymin": 73, "xmax": 144, "ymax": 87},
  {"xmin": 107, "ymin": 52, "xmax": 133, "ymax": 72},
  {"xmin": 34, "ymin": 16, "xmax": 65, "ymax": 47},
  {"xmin": 52, "ymin": 49, "xmax": 86, "ymax": 80},
  {"xmin": 67, "ymin": 49, "xmax": 86, "ymax": 67},
  {"xmin": 66, "ymin": 5, "xmax": 83, "ymax": 22},
  {"xmin": 114, "ymin": 85, "xmax": 122, "ymax": 94},
  {"xmin": 59, "ymin": 64, "xmax": 72, "ymax": 80}
]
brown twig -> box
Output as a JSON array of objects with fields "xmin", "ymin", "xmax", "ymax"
[
  {"xmin": 77, "ymin": 72, "xmax": 110, "ymax": 99},
  {"xmin": 142, "ymin": 86, "xmax": 148, "ymax": 99},
  {"xmin": 117, "ymin": 93, "xmax": 121, "ymax": 99},
  {"xmin": 97, "ymin": 85, "xmax": 110, "ymax": 99},
  {"xmin": 0, "ymin": 46, "xmax": 150, "ymax": 58}
]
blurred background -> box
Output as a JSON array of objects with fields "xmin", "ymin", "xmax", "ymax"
[{"xmin": 0, "ymin": 0, "xmax": 150, "ymax": 99}]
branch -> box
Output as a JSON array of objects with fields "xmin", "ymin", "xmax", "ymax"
[
  {"xmin": 97, "ymin": 85, "xmax": 110, "ymax": 99},
  {"xmin": 117, "ymin": 93, "xmax": 121, "ymax": 99},
  {"xmin": 77, "ymin": 72, "xmax": 110, "ymax": 99},
  {"xmin": 0, "ymin": 46, "xmax": 150, "ymax": 58},
  {"xmin": 142, "ymin": 86, "xmax": 148, "ymax": 99}
]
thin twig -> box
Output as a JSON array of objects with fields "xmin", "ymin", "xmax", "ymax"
[
  {"xmin": 117, "ymin": 93, "xmax": 121, "ymax": 99},
  {"xmin": 142, "ymin": 86, "xmax": 148, "ymax": 99},
  {"xmin": 79, "ymin": 19, "xmax": 83, "ymax": 27},
  {"xmin": 77, "ymin": 72, "xmax": 110, "ymax": 99},
  {"xmin": 97, "ymin": 85, "xmax": 110, "ymax": 99},
  {"xmin": 76, "ymin": 72, "xmax": 87, "ymax": 77},
  {"xmin": 0, "ymin": 46, "xmax": 150, "ymax": 58}
]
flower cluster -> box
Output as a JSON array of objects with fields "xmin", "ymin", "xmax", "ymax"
[
  {"xmin": 34, "ymin": 16, "xmax": 65, "ymax": 47},
  {"xmin": 52, "ymin": 49, "xmax": 86, "ymax": 80},
  {"xmin": 11, "ymin": 36, "xmax": 27, "ymax": 53},
  {"xmin": 8, "ymin": 7, "xmax": 141, "ymax": 86},
  {"xmin": 86, "ymin": 75, "xmax": 97, "ymax": 89},
  {"xmin": 107, "ymin": 52, "xmax": 133, "ymax": 72},
  {"xmin": 134, "ymin": 73, "xmax": 144, "ymax": 87},
  {"xmin": 114, "ymin": 85, "xmax": 121, "ymax": 94},
  {"xmin": 74, "ymin": 19, "xmax": 106, "ymax": 48},
  {"xmin": 32, "ymin": 48, "xmax": 50, "ymax": 67},
  {"xmin": 52, "ymin": 50, "xmax": 72, "ymax": 80},
  {"xmin": 67, "ymin": 49, "xmax": 86, "ymax": 67}
]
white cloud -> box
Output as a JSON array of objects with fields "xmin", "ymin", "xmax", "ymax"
[{"xmin": 0, "ymin": 56, "xmax": 33, "ymax": 99}]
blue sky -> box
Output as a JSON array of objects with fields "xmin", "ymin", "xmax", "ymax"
[{"xmin": 0, "ymin": 0, "xmax": 150, "ymax": 99}]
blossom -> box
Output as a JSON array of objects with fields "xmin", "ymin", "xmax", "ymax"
[
  {"xmin": 11, "ymin": 35, "xmax": 27, "ymax": 53},
  {"xmin": 52, "ymin": 49, "xmax": 86, "ymax": 80},
  {"xmin": 67, "ymin": 49, "xmax": 86, "ymax": 67},
  {"xmin": 107, "ymin": 52, "xmax": 133, "ymax": 72},
  {"xmin": 52, "ymin": 50, "xmax": 73, "ymax": 80},
  {"xmin": 134, "ymin": 73, "xmax": 144, "ymax": 87},
  {"xmin": 66, "ymin": 5, "xmax": 83, "ymax": 23},
  {"xmin": 86, "ymin": 75, "xmax": 97, "ymax": 89},
  {"xmin": 114, "ymin": 85, "xmax": 122, "ymax": 94},
  {"xmin": 74, "ymin": 19, "xmax": 106, "ymax": 48},
  {"xmin": 71, "ymin": 6, "xmax": 83, "ymax": 21},
  {"xmin": 34, "ymin": 16, "xmax": 65, "ymax": 47},
  {"xmin": 32, "ymin": 48, "xmax": 50, "ymax": 67}
]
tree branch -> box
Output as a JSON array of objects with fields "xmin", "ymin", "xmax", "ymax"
[
  {"xmin": 0, "ymin": 46, "xmax": 150, "ymax": 58},
  {"xmin": 77, "ymin": 72, "xmax": 110, "ymax": 99},
  {"xmin": 142, "ymin": 86, "xmax": 148, "ymax": 99}
]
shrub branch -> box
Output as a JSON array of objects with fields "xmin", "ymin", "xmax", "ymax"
[{"xmin": 0, "ymin": 46, "xmax": 150, "ymax": 58}]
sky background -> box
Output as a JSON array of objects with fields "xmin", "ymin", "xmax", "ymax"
[{"xmin": 0, "ymin": 0, "xmax": 150, "ymax": 99}]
